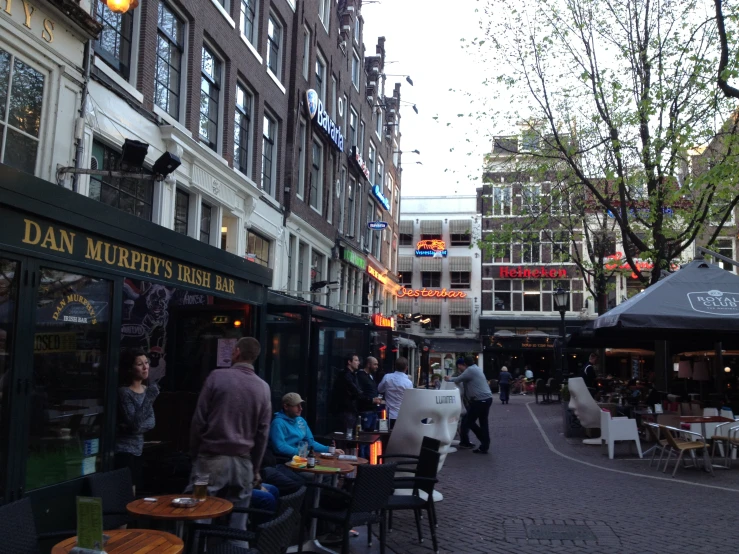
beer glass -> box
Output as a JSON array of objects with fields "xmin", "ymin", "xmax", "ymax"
[{"xmin": 193, "ymin": 474, "xmax": 210, "ymax": 501}]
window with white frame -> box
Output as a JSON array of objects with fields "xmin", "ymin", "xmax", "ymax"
[
  {"xmin": 367, "ymin": 143, "xmax": 376, "ymax": 185},
  {"xmin": 261, "ymin": 114, "xmax": 276, "ymax": 195},
  {"xmin": 450, "ymin": 272, "xmax": 470, "ymax": 289},
  {"xmin": 339, "ymin": 166, "xmax": 347, "ymax": 233},
  {"xmin": 521, "ymin": 184, "xmax": 542, "ymax": 215},
  {"xmin": 349, "ymin": 108, "xmax": 357, "ymax": 148},
  {"xmin": 155, "ymin": 3, "xmax": 184, "ymax": 119},
  {"xmin": 297, "ymin": 242, "xmax": 306, "ymax": 294},
  {"xmin": 94, "ymin": 0, "xmax": 134, "ymax": 79},
  {"xmin": 0, "ymin": 48, "xmax": 45, "ymax": 175},
  {"xmin": 359, "ymin": 121, "xmax": 365, "ymax": 154},
  {"xmin": 550, "ymin": 183, "xmax": 569, "ymax": 214},
  {"xmin": 365, "ymin": 200, "xmax": 373, "ymax": 249},
  {"xmin": 199, "ymin": 46, "xmax": 221, "ymax": 152},
  {"xmin": 348, "ymin": 176, "xmax": 356, "ymax": 235},
  {"xmin": 387, "ymin": 182, "xmax": 393, "ymax": 215},
  {"xmin": 246, "ymin": 229, "xmax": 271, "ymax": 267},
  {"xmin": 374, "ymin": 208, "xmax": 382, "ymax": 259},
  {"xmin": 297, "ymin": 119, "xmax": 306, "ymax": 198},
  {"xmin": 491, "ymin": 185, "xmax": 512, "ymax": 216},
  {"xmin": 490, "ymin": 231, "xmax": 511, "ymax": 263},
  {"xmin": 311, "ymin": 250, "xmax": 324, "ymax": 285},
  {"xmin": 327, "ymin": 153, "xmax": 334, "ymax": 223},
  {"xmin": 712, "ymin": 237, "xmax": 735, "ymax": 272},
  {"xmin": 450, "ymin": 315, "xmax": 471, "ymax": 329},
  {"xmin": 351, "ymin": 50, "xmax": 360, "ymax": 90},
  {"xmin": 200, "ymin": 202, "xmax": 213, "ymax": 244},
  {"xmin": 394, "ymin": 186, "xmax": 400, "ymax": 222},
  {"xmin": 318, "ymin": 0, "xmax": 331, "ymax": 31},
  {"xmin": 519, "ymin": 232, "xmax": 540, "ymax": 263},
  {"xmin": 376, "ymin": 158, "xmax": 384, "ymax": 189},
  {"xmin": 234, "ymin": 84, "xmax": 253, "ymax": 175},
  {"xmin": 523, "ymin": 280, "xmax": 542, "ymax": 311},
  {"xmin": 315, "ymin": 51, "xmax": 327, "ymax": 103},
  {"xmin": 550, "ymin": 230, "xmax": 570, "ymax": 263},
  {"xmin": 267, "ymin": 15, "xmax": 282, "ymax": 79},
  {"xmin": 375, "ymin": 111, "xmax": 382, "ymax": 138},
  {"xmin": 302, "ymin": 26, "xmax": 310, "ymax": 80},
  {"xmin": 174, "ymin": 189, "xmax": 189, "ymax": 235},
  {"xmin": 354, "ymin": 14, "xmax": 360, "ymax": 42},
  {"xmin": 331, "ymin": 76, "xmax": 337, "ymax": 117},
  {"xmin": 240, "ymin": 0, "xmax": 257, "ymax": 47},
  {"xmin": 310, "ymin": 138, "xmax": 323, "ymax": 211}
]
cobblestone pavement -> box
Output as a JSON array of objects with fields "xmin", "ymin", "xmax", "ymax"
[{"xmin": 350, "ymin": 394, "xmax": 739, "ymax": 554}]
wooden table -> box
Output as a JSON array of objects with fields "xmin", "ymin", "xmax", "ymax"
[
  {"xmin": 285, "ymin": 459, "xmax": 354, "ymax": 552},
  {"xmin": 318, "ymin": 454, "xmax": 368, "ymax": 466},
  {"xmin": 52, "ymin": 529, "xmax": 183, "ymax": 554},
  {"xmin": 127, "ymin": 494, "xmax": 233, "ymax": 537}
]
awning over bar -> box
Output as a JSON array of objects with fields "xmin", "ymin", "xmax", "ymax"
[
  {"xmin": 420, "ymin": 220, "xmax": 442, "ymax": 235},
  {"xmin": 420, "ymin": 257, "xmax": 442, "ymax": 272},
  {"xmin": 398, "ymin": 257, "xmax": 413, "ymax": 273},
  {"xmin": 399, "ymin": 220, "xmax": 414, "ymax": 235},
  {"xmin": 449, "ymin": 219, "xmax": 471, "ymax": 234},
  {"xmin": 449, "ymin": 298, "xmax": 472, "ymax": 315},
  {"xmin": 419, "ymin": 299, "xmax": 441, "ymax": 315},
  {"xmin": 449, "ymin": 257, "xmax": 471, "ymax": 272}
]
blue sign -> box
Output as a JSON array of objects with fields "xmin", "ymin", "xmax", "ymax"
[
  {"xmin": 306, "ymin": 89, "xmax": 344, "ymax": 152},
  {"xmin": 367, "ymin": 221, "xmax": 388, "ymax": 230},
  {"xmin": 372, "ymin": 185, "xmax": 391, "ymax": 211},
  {"xmin": 415, "ymin": 249, "xmax": 448, "ymax": 257}
]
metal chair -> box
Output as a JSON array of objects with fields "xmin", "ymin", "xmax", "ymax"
[
  {"xmin": 194, "ymin": 507, "xmax": 297, "ymax": 554},
  {"xmin": 661, "ymin": 425, "xmax": 713, "ymax": 477},
  {"xmin": 0, "ymin": 497, "xmax": 75, "ymax": 554},
  {"xmin": 711, "ymin": 421, "xmax": 739, "ymax": 469},
  {"xmin": 643, "ymin": 422, "xmax": 669, "ymax": 469},
  {"xmin": 297, "ymin": 463, "xmax": 397, "ymax": 554}
]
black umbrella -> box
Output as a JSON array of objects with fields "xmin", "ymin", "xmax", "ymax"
[{"xmin": 594, "ymin": 259, "xmax": 739, "ymax": 334}]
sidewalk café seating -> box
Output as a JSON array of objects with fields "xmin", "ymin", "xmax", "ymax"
[
  {"xmin": 600, "ymin": 409, "xmax": 643, "ymax": 460},
  {"xmin": 386, "ymin": 448, "xmax": 441, "ymax": 554},
  {"xmin": 88, "ymin": 467, "xmax": 136, "ymax": 529},
  {"xmin": 644, "ymin": 423, "xmax": 669, "ymax": 468},
  {"xmin": 534, "ymin": 379, "xmax": 551, "ymax": 404},
  {"xmin": 297, "ymin": 463, "xmax": 397, "ymax": 554},
  {"xmin": 711, "ymin": 422, "xmax": 739, "ymax": 469},
  {"xmin": 660, "ymin": 425, "xmax": 713, "ymax": 478},
  {"xmin": 0, "ymin": 497, "xmax": 75, "ymax": 554},
  {"xmin": 194, "ymin": 507, "xmax": 297, "ymax": 554},
  {"xmin": 378, "ymin": 436, "xmax": 441, "ymax": 473},
  {"xmin": 547, "ymin": 378, "xmax": 561, "ymax": 402}
]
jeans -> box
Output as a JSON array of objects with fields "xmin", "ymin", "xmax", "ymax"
[
  {"xmin": 499, "ymin": 383, "xmax": 510, "ymax": 403},
  {"xmin": 251, "ymin": 484, "xmax": 279, "ymax": 524},
  {"xmin": 460, "ymin": 398, "xmax": 492, "ymax": 452}
]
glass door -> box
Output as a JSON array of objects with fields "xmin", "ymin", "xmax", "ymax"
[{"xmin": 24, "ymin": 266, "xmax": 112, "ymax": 491}]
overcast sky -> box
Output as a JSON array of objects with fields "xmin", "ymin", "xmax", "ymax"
[{"xmin": 362, "ymin": 0, "xmax": 493, "ymax": 197}]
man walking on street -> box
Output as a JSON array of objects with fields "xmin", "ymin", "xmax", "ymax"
[
  {"xmin": 378, "ymin": 357, "xmax": 413, "ymax": 428},
  {"xmin": 189, "ymin": 337, "xmax": 271, "ymax": 531},
  {"xmin": 445, "ymin": 355, "xmax": 493, "ymax": 454},
  {"xmin": 331, "ymin": 354, "xmax": 363, "ymax": 432}
]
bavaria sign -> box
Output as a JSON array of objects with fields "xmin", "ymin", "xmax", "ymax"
[
  {"xmin": 306, "ymin": 89, "xmax": 344, "ymax": 152},
  {"xmin": 368, "ymin": 221, "xmax": 388, "ymax": 231}
]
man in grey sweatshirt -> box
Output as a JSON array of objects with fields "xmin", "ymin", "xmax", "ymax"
[
  {"xmin": 445, "ymin": 355, "xmax": 493, "ymax": 454},
  {"xmin": 189, "ymin": 336, "xmax": 272, "ymax": 530}
]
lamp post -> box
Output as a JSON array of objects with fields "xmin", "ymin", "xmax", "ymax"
[{"xmin": 553, "ymin": 288, "xmax": 569, "ymax": 380}]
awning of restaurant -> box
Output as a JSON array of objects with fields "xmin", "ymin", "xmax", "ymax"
[
  {"xmin": 429, "ymin": 338, "xmax": 482, "ymax": 352},
  {"xmin": 420, "ymin": 220, "xmax": 443, "ymax": 235},
  {"xmin": 398, "ymin": 256, "xmax": 413, "ymax": 273},
  {"xmin": 419, "ymin": 257, "xmax": 442, "ymax": 272},
  {"xmin": 399, "ymin": 220, "xmax": 414, "ymax": 235},
  {"xmin": 419, "ymin": 299, "xmax": 441, "ymax": 315},
  {"xmin": 397, "ymin": 298, "xmax": 413, "ymax": 314},
  {"xmin": 449, "ymin": 219, "xmax": 471, "ymax": 234},
  {"xmin": 449, "ymin": 257, "xmax": 471, "ymax": 272},
  {"xmin": 449, "ymin": 298, "xmax": 472, "ymax": 315}
]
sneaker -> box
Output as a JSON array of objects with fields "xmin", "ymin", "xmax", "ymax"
[
  {"xmin": 458, "ymin": 442, "xmax": 475, "ymax": 449},
  {"xmin": 472, "ymin": 448, "xmax": 488, "ymax": 454}
]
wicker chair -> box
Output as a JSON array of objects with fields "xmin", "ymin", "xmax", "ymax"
[
  {"xmin": 87, "ymin": 467, "xmax": 135, "ymax": 529},
  {"xmin": 297, "ymin": 463, "xmax": 397, "ymax": 554},
  {"xmin": 194, "ymin": 507, "xmax": 297, "ymax": 554},
  {"xmin": 0, "ymin": 497, "xmax": 75, "ymax": 554}
]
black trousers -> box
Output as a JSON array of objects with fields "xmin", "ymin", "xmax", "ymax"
[{"xmin": 460, "ymin": 398, "xmax": 492, "ymax": 452}]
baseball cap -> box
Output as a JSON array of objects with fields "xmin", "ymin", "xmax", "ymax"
[{"xmin": 282, "ymin": 392, "xmax": 305, "ymax": 406}]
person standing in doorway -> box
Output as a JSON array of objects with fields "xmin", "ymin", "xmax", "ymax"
[
  {"xmin": 582, "ymin": 352, "xmax": 598, "ymax": 390},
  {"xmin": 331, "ymin": 354, "xmax": 363, "ymax": 432},
  {"xmin": 115, "ymin": 349, "xmax": 160, "ymax": 492},
  {"xmin": 378, "ymin": 357, "xmax": 414, "ymax": 428},
  {"xmin": 498, "ymin": 366, "xmax": 512, "ymax": 404},
  {"xmin": 189, "ymin": 337, "xmax": 271, "ymax": 532},
  {"xmin": 356, "ymin": 357, "xmax": 383, "ymax": 432},
  {"xmin": 445, "ymin": 356, "xmax": 493, "ymax": 454}
]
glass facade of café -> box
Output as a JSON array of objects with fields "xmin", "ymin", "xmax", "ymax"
[{"xmin": 0, "ymin": 165, "xmax": 271, "ymax": 533}]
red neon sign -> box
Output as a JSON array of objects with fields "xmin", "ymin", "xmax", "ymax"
[
  {"xmin": 497, "ymin": 267, "xmax": 569, "ymax": 279},
  {"xmin": 605, "ymin": 252, "xmax": 679, "ymax": 279},
  {"xmin": 397, "ymin": 287, "xmax": 468, "ymax": 298},
  {"xmin": 416, "ymin": 239, "xmax": 447, "ymax": 252},
  {"xmin": 372, "ymin": 314, "xmax": 395, "ymax": 329}
]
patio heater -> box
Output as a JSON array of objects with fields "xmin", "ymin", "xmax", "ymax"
[{"xmin": 553, "ymin": 288, "xmax": 569, "ymax": 379}]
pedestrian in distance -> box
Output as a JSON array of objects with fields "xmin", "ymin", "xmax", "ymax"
[
  {"xmin": 445, "ymin": 355, "xmax": 493, "ymax": 454},
  {"xmin": 188, "ymin": 337, "xmax": 271, "ymax": 532},
  {"xmin": 498, "ymin": 366, "xmax": 512, "ymax": 404},
  {"xmin": 582, "ymin": 352, "xmax": 598, "ymax": 390},
  {"xmin": 378, "ymin": 357, "xmax": 414, "ymax": 429}
]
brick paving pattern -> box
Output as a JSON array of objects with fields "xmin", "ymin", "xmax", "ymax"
[{"xmin": 350, "ymin": 394, "xmax": 739, "ymax": 554}]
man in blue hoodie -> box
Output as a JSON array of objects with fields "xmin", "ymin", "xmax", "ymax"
[{"xmin": 269, "ymin": 392, "xmax": 344, "ymax": 457}]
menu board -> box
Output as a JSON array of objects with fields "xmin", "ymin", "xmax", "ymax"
[{"xmin": 76, "ymin": 496, "xmax": 104, "ymax": 549}]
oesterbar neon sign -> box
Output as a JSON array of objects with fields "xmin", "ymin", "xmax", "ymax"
[{"xmin": 397, "ymin": 287, "xmax": 467, "ymax": 298}]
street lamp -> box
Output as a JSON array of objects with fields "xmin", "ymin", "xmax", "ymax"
[{"xmin": 553, "ymin": 288, "xmax": 569, "ymax": 379}]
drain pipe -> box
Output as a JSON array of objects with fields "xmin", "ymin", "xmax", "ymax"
[{"xmin": 71, "ymin": 38, "xmax": 93, "ymax": 192}]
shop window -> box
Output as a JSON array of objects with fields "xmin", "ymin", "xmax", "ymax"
[
  {"xmin": 200, "ymin": 203, "xmax": 212, "ymax": 244},
  {"xmin": 450, "ymin": 271, "xmax": 470, "ymax": 289},
  {"xmin": 492, "ymin": 185, "xmax": 512, "ymax": 216},
  {"xmin": 399, "ymin": 272, "xmax": 412, "ymax": 286},
  {"xmin": 240, "ymin": 0, "xmax": 258, "ymax": 46},
  {"xmin": 422, "ymin": 315, "xmax": 440, "ymax": 330},
  {"xmin": 234, "ymin": 84, "xmax": 253, "ymax": 176},
  {"xmin": 494, "ymin": 279, "xmax": 511, "ymax": 311},
  {"xmin": 310, "ymin": 138, "xmax": 323, "ymax": 211},
  {"xmin": 267, "ymin": 15, "xmax": 282, "ymax": 80},
  {"xmin": 247, "ymin": 230, "xmax": 271, "ymax": 267},
  {"xmin": 523, "ymin": 280, "xmax": 541, "ymax": 311},
  {"xmin": 90, "ymin": 141, "xmax": 154, "ymax": 221},
  {"xmin": 351, "ymin": 50, "xmax": 360, "ymax": 90},
  {"xmin": 174, "ymin": 189, "xmax": 189, "ymax": 235},
  {"xmin": 261, "ymin": 114, "xmax": 277, "ymax": 195},
  {"xmin": 94, "ymin": 0, "xmax": 133, "ymax": 79},
  {"xmin": 450, "ymin": 315, "xmax": 471, "ymax": 329},
  {"xmin": 0, "ymin": 48, "xmax": 45, "ymax": 175},
  {"xmin": 199, "ymin": 46, "xmax": 221, "ymax": 152},
  {"xmin": 26, "ymin": 269, "xmax": 111, "ymax": 491},
  {"xmin": 0, "ymin": 259, "xmax": 19, "ymax": 499},
  {"xmin": 422, "ymin": 272, "xmax": 441, "ymax": 288},
  {"xmin": 155, "ymin": 3, "xmax": 184, "ymax": 119}
]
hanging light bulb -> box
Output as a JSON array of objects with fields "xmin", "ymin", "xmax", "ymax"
[{"xmin": 104, "ymin": 0, "xmax": 132, "ymax": 13}]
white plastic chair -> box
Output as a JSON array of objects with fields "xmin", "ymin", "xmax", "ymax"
[
  {"xmin": 720, "ymin": 408, "xmax": 734, "ymax": 420},
  {"xmin": 600, "ymin": 409, "xmax": 643, "ymax": 460},
  {"xmin": 703, "ymin": 407, "xmax": 719, "ymax": 417}
]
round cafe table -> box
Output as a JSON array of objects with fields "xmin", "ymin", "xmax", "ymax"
[
  {"xmin": 52, "ymin": 529, "xmax": 183, "ymax": 554},
  {"xmin": 127, "ymin": 494, "xmax": 233, "ymax": 538}
]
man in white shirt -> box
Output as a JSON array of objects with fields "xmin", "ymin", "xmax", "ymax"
[{"xmin": 378, "ymin": 357, "xmax": 413, "ymax": 427}]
